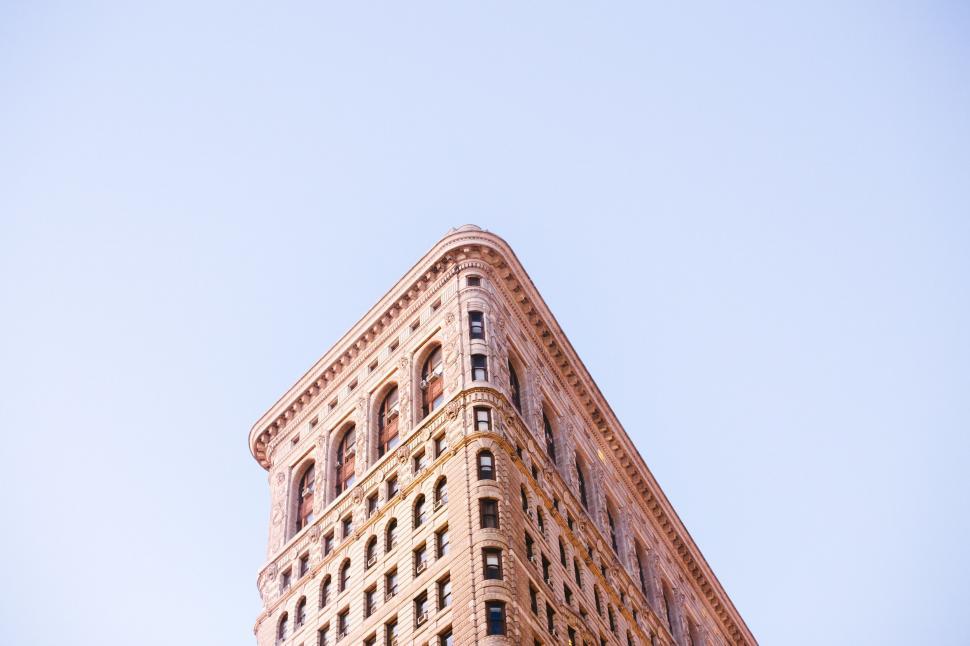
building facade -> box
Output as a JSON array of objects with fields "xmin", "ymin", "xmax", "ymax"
[{"xmin": 249, "ymin": 225, "xmax": 756, "ymax": 646}]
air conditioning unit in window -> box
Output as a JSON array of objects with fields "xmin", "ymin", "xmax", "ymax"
[
  {"xmin": 386, "ymin": 401, "xmax": 400, "ymax": 419},
  {"xmin": 416, "ymin": 561, "xmax": 428, "ymax": 574},
  {"xmin": 432, "ymin": 498, "xmax": 443, "ymax": 511},
  {"xmin": 389, "ymin": 637, "xmax": 399, "ymax": 646},
  {"xmin": 528, "ymin": 554, "xmax": 538, "ymax": 566},
  {"xmin": 366, "ymin": 555, "xmax": 377, "ymax": 568},
  {"xmin": 415, "ymin": 610, "xmax": 429, "ymax": 626},
  {"xmin": 432, "ymin": 363, "xmax": 444, "ymax": 378}
]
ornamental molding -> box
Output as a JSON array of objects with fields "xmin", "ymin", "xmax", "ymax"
[{"xmin": 247, "ymin": 227, "xmax": 755, "ymax": 645}]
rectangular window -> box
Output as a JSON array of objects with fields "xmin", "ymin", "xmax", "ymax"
[
  {"xmin": 387, "ymin": 474, "xmax": 399, "ymax": 499},
  {"xmin": 438, "ymin": 575, "xmax": 452, "ymax": 609},
  {"xmin": 367, "ymin": 492, "xmax": 379, "ymax": 517},
  {"xmin": 368, "ymin": 359, "xmax": 378, "ymax": 373},
  {"xmin": 299, "ymin": 553, "xmax": 310, "ymax": 577},
  {"xmin": 474, "ymin": 406, "xmax": 492, "ymax": 432},
  {"xmin": 439, "ymin": 628, "xmax": 454, "ymax": 646},
  {"xmin": 530, "ymin": 585, "xmax": 539, "ymax": 614},
  {"xmin": 317, "ymin": 624, "xmax": 330, "ymax": 646},
  {"xmin": 483, "ymin": 548, "xmax": 503, "ymax": 580},
  {"xmin": 280, "ymin": 568, "xmax": 291, "ymax": 592},
  {"xmin": 384, "ymin": 618, "xmax": 398, "ymax": 646},
  {"xmin": 365, "ymin": 586, "xmax": 377, "ymax": 617},
  {"xmin": 486, "ymin": 601, "xmax": 507, "ymax": 636},
  {"xmin": 542, "ymin": 555, "xmax": 551, "ymax": 585},
  {"xmin": 466, "ymin": 275, "xmax": 481, "ymax": 287},
  {"xmin": 469, "ymin": 311, "xmax": 485, "ymax": 339},
  {"xmin": 436, "ymin": 526, "xmax": 450, "ymax": 557},
  {"xmin": 564, "ymin": 584, "xmax": 573, "ymax": 606},
  {"xmin": 413, "ymin": 449, "xmax": 427, "ymax": 474},
  {"xmin": 324, "ymin": 532, "xmax": 334, "ymax": 556},
  {"xmin": 471, "ymin": 354, "xmax": 488, "ymax": 381},
  {"xmin": 526, "ymin": 532, "xmax": 535, "ymax": 560},
  {"xmin": 434, "ymin": 433, "xmax": 448, "ymax": 457},
  {"xmin": 341, "ymin": 514, "xmax": 353, "ymax": 539},
  {"xmin": 337, "ymin": 608, "xmax": 349, "ymax": 638},
  {"xmin": 479, "ymin": 498, "xmax": 499, "ymax": 529},
  {"xmin": 364, "ymin": 635, "xmax": 376, "ymax": 646},
  {"xmin": 385, "ymin": 569, "xmax": 398, "ymax": 600},
  {"xmin": 546, "ymin": 604, "xmax": 556, "ymax": 633},
  {"xmin": 414, "ymin": 543, "xmax": 428, "ymax": 575},
  {"xmin": 414, "ymin": 591, "xmax": 429, "ymax": 626}
]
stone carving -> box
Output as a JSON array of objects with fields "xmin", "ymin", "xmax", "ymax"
[
  {"xmin": 445, "ymin": 311, "xmax": 456, "ymax": 326},
  {"xmin": 445, "ymin": 400, "xmax": 461, "ymax": 420},
  {"xmin": 396, "ymin": 444, "xmax": 411, "ymax": 463},
  {"xmin": 352, "ymin": 489, "xmax": 364, "ymax": 504},
  {"xmin": 399, "ymin": 354, "xmax": 410, "ymax": 371},
  {"xmin": 275, "ymin": 471, "xmax": 286, "ymax": 485}
]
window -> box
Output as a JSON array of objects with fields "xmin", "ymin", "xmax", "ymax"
[
  {"xmin": 479, "ymin": 498, "xmax": 499, "ymax": 529},
  {"xmin": 281, "ymin": 568, "xmax": 292, "ymax": 592},
  {"xmin": 295, "ymin": 463, "xmax": 316, "ymax": 533},
  {"xmin": 485, "ymin": 601, "xmax": 507, "ymax": 636},
  {"xmin": 543, "ymin": 413, "xmax": 556, "ymax": 464},
  {"xmin": 364, "ymin": 635, "xmax": 376, "ymax": 646},
  {"xmin": 437, "ymin": 575, "xmax": 452, "ymax": 609},
  {"xmin": 296, "ymin": 596, "xmax": 307, "ymax": 626},
  {"xmin": 662, "ymin": 581, "xmax": 675, "ymax": 629},
  {"xmin": 421, "ymin": 345, "xmax": 444, "ymax": 417},
  {"xmin": 546, "ymin": 603, "xmax": 556, "ymax": 633},
  {"xmin": 414, "ymin": 543, "xmax": 428, "ymax": 575},
  {"xmin": 573, "ymin": 559, "xmax": 582, "ymax": 588},
  {"xmin": 634, "ymin": 542, "xmax": 648, "ymax": 595},
  {"xmin": 537, "ymin": 507, "xmax": 545, "ymax": 533},
  {"xmin": 559, "ymin": 539, "xmax": 567, "ymax": 566},
  {"xmin": 594, "ymin": 586, "xmax": 602, "ymax": 614},
  {"xmin": 337, "ymin": 608, "xmax": 349, "ymax": 638},
  {"xmin": 366, "ymin": 536, "xmax": 378, "ymax": 568},
  {"xmin": 521, "ymin": 486, "xmax": 529, "ymax": 512},
  {"xmin": 434, "ymin": 477, "xmax": 448, "ymax": 508},
  {"xmin": 317, "ymin": 624, "xmax": 330, "ymax": 646},
  {"xmin": 542, "ymin": 554, "xmax": 551, "ymax": 585},
  {"xmin": 525, "ymin": 532, "xmax": 535, "ymax": 560},
  {"xmin": 469, "ymin": 311, "xmax": 485, "ymax": 339},
  {"xmin": 436, "ymin": 525, "xmax": 450, "ymax": 557},
  {"xmin": 364, "ymin": 585, "xmax": 377, "ymax": 617},
  {"xmin": 483, "ymin": 547, "xmax": 503, "ymax": 579},
  {"xmin": 338, "ymin": 559, "xmax": 351, "ymax": 592},
  {"xmin": 277, "ymin": 612, "xmax": 289, "ymax": 642},
  {"xmin": 319, "ymin": 575, "xmax": 331, "ymax": 607},
  {"xmin": 607, "ymin": 505, "xmax": 618, "ymax": 553},
  {"xmin": 323, "ymin": 532, "xmax": 334, "ymax": 556},
  {"xmin": 348, "ymin": 378, "xmax": 357, "ymax": 392},
  {"xmin": 385, "ymin": 619, "xmax": 398, "ymax": 646},
  {"xmin": 439, "ymin": 627, "xmax": 454, "ymax": 646},
  {"xmin": 367, "ymin": 492, "xmax": 379, "ymax": 518},
  {"xmin": 413, "ymin": 449, "xmax": 428, "ymax": 474},
  {"xmin": 368, "ymin": 359, "xmax": 378, "ymax": 373},
  {"xmin": 386, "ymin": 474, "xmax": 399, "ymax": 499},
  {"xmin": 334, "ymin": 426, "xmax": 356, "ymax": 495},
  {"xmin": 414, "ymin": 591, "xmax": 429, "ymax": 626},
  {"xmin": 385, "ymin": 518, "xmax": 398, "ymax": 552},
  {"xmin": 300, "ymin": 553, "xmax": 310, "ymax": 577},
  {"xmin": 341, "ymin": 514, "xmax": 353, "ymax": 540},
  {"xmin": 377, "ymin": 386, "xmax": 400, "ymax": 457},
  {"xmin": 608, "ymin": 606, "xmax": 617, "ymax": 632},
  {"xmin": 466, "ymin": 275, "xmax": 481, "ymax": 287},
  {"xmin": 529, "ymin": 585, "xmax": 539, "ymax": 614},
  {"xmin": 508, "ymin": 360, "xmax": 522, "ymax": 411},
  {"xmin": 385, "ymin": 569, "xmax": 399, "ymax": 600},
  {"xmin": 471, "ymin": 354, "xmax": 488, "ymax": 381},
  {"xmin": 474, "ymin": 406, "xmax": 492, "ymax": 432},
  {"xmin": 477, "ymin": 450, "xmax": 495, "ymax": 480},
  {"xmin": 576, "ymin": 458, "xmax": 589, "ymax": 510},
  {"xmin": 414, "ymin": 494, "xmax": 427, "ymax": 528},
  {"xmin": 564, "ymin": 584, "xmax": 573, "ymax": 605},
  {"xmin": 434, "ymin": 432, "xmax": 448, "ymax": 457}
]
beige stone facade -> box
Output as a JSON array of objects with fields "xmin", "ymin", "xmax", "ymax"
[{"xmin": 249, "ymin": 225, "xmax": 756, "ymax": 646}]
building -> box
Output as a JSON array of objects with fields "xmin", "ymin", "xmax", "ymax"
[{"xmin": 249, "ymin": 225, "xmax": 756, "ymax": 646}]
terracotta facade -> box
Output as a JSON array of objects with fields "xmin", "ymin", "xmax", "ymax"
[{"xmin": 249, "ymin": 225, "xmax": 756, "ymax": 646}]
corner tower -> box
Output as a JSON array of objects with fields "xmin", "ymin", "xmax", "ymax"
[{"xmin": 249, "ymin": 225, "xmax": 756, "ymax": 646}]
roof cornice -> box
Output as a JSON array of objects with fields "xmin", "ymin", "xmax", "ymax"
[{"xmin": 248, "ymin": 224, "xmax": 756, "ymax": 645}]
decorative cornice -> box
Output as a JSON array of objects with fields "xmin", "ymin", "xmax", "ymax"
[{"xmin": 248, "ymin": 226, "xmax": 756, "ymax": 645}]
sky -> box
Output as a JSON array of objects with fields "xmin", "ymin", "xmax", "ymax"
[{"xmin": 1, "ymin": 2, "xmax": 968, "ymax": 645}]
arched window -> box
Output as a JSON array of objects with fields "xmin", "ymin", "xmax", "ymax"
[
  {"xmin": 662, "ymin": 581, "xmax": 676, "ymax": 630},
  {"xmin": 434, "ymin": 477, "xmax": 448, "ymax": 507},
  {"xmin": 421, "ymin": 345, "xmax": 444, "ymax": 417},
  {"xmin": 334, "ymin": 426, "xmax": 356, "ymax": 496},
  {"xmin": 634, "ymin": 541, "xmax": 647, "ymax": 595},
  {"xmin": 338, "ymin": 559, "xmax": 351, "ymax": 592},
  {"xmin": 477, "ymin": 450, "xmax": 495, "ymax": 480},
  {"xmin": 520, "ymin": 486, "xmax": 529, "ymax": 512},
  {"xmin": 295, "ymin": 462, "xmax": 315, "ymax": 533},
  {"xmin": 386, "ymin": 518, "xmax": 398, "ymax": 552},
  {"xmin": 543, "ymin": 412, "xmax": 557, "ymax": 464},
  {"xmin": 365, "ymin": 536, "xmax": 378, "ymax": 567},
  {"xmin": 295, "ymin": 596, "xmax": 307, "ymax": 627},
  {"xmin": 576, "ymin": 456, "xmax": 589, "ymax": 510},
  {"xmin": 277, "ymin": 612, "xmax": 288, "ymax": 641},
  {"xmin": 508, "ymin": 359, "xmax": 522, "ymax": 412},
  {"xmin": 377, "ymin": 386, "xmax": 400, "ymax": 457},
  {"xmin": 319, "ymin": 575, "xmax": 331, "ymax": 607},
  {"xmin": 414, "ymin": 494, "xmax": 427, "ymax": 528}
]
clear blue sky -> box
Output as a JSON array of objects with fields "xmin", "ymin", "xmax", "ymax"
[{"xmin": 1, "ymin": 3, "xmax": 968, "ymax": 645}]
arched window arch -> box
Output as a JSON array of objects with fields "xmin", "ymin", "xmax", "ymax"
[
  {"xmin": 508, "ymin": 358, "xmax": 522, "ymax": 412},
  {"xmin": 295, "ymin": 596, "xmax": 307, "ymax": 627},
  {"xmin": 414, "ymin": 494, "xmax": 427, "ymax": 528},
  {"xmin": 294, "ymin": 462, "xmax": 315, "ymax": 534},
  {"xmin": 543, "ymin": 411, "xmax": 557, "ymax": 464},
  {"xmin": 575, "ymin": 455, "xmax": 589, "ymax": 510},
  {"xmin": 277, "ymin": 612, "xmax": 289, "ymax": 641},
  {"xmin": 338, "ymin": 558, "xmax": 351, "ymax": 592},
  {"xmin": 434, "ymin": 477, "xmax": 448, "ymax": 507},
  {"xmin": 477, "ymin": 449, "xmax": 495, "ymax": 480},
  {"xmin": 385, "ymin": 518, "xmax": 398, "ymax": 552},
  {"xmin": 334, "ymin": 425, "xmax": 356, "ymax": 496},
  {"xmin": 377, "ymin": 385, "xmax": 400, "ymax": 457},
  {"xmin": 319, "ymin": 575, "xmax": 331, "ymax": 607},
  {"xmin": 420, "ymin": 345, "xmax": 444, "ymax": 417},
  {"xmin": 365, "ymin": 535, "xmax": 378, "ymax": 567}
]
